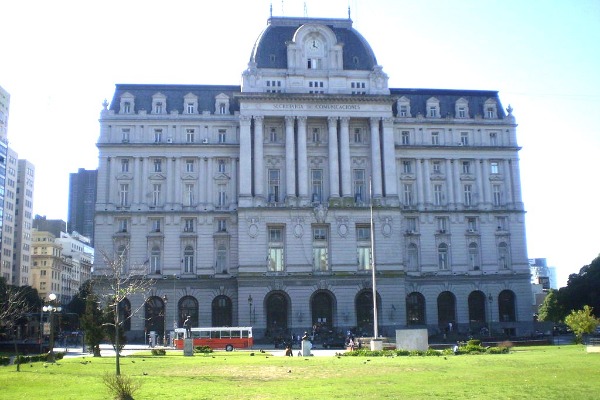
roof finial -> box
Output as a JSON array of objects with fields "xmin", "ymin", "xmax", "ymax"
[
  {"xmin": 348, "ymin": 5, "xmax": 351, "ymax": 19},
  {"xmin": 304, "ymin": 2, "xmax": 307, "ymax": 17},
  {"xmin": 270, "ymin": 2, "xmax": 272, "ymax": 17}
]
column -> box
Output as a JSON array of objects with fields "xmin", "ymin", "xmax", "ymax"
[
  {"xmin": 339, "ymin": 117, "xmax": 351, "ymax": 198},
  {"xmin": 253, "ymin": 116, "xmax": 264, "ymax": 200},
  {"xmin": 297, "ymin": 116, "xmax": 308, "ymax": 201},
  {"xmin": 476, "ymin": 159, "xmax": 484, "ymax": 207},
  {"xmin": 453, "ymin": 159, "xmax": 461, "ymax": 205},
  {"xmin": 327, "ymin": 117, "xmax": 340, "ymax": 198},
  {"xmin": 505, "ymin": 159, "xmax": 515, "ymax": 206},
  {"xmin": 381, "ymin": 118, "xmax": 398, "ymax": 199},
  {"xmin": 239, "ymin": 116, "xmax": 252, "ymax": 199},
  {"xmin": 423, "ymin": 158, "xmax": 431, "ymax": 206},
  {"xmin": 416, "ymin": 159, "xmax": 424, "ymax": 207},
  {"xmin": 446, "ymin": 159, "xmax": 455, "ymax": 208},
  {"xmin": 105, "ymin": 157, "xmax": 112, "ymax": 204},
  {"xmin": 206, "ymin": 158, "xmax": 213, "ymax": 207},
  {"xmin": 369, "ymin": 118, "xmax": 383, "ymax": 199},
  {"xmin": 199, "ymin": 157, "xmax": 206, "ymax": 204},
  {"xmin": 231, "ymin": 157, "xmax": 238, "ymax": 204},
  {"xmin": 481, "ymin": 159, "xmax": 490, "ymax": 205},
  {"xmin": 285, "ymin": 116, "xmax": 296, "ymax": 199},
  {"xmin": 132, "ymin": 157, "xmax": 140, "ymax": 205},
  {"xmin": 140, "ymin": 158, "xmax": 147, "ymax": 208}
]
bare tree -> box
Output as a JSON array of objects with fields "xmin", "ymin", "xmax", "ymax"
[
  {"xmin": 0, "ymin": 281, "xmax": 33, "ymax": 372},
  {"xmin": 92, "ymin": 247, "xmax": 154, "ymax": 376}
]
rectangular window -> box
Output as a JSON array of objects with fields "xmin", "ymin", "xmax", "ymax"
[
  {"xmin": 460, "ymin": 132, "xmax": 469, "ymax": 146},
  {"xmin": 123, "ymin": 102, "xmax": 131, "ymax": 114},
  {"xmin": 353, "ymin": 128, "xmax": 363, "ymax": 143},
  {"xmin": 152, "ymin": 219, "xmax": 161, "ymax": 232},
  {"xmin": 217, "ymin": 219, "xmax": 227, "ymax": 232},
  {"xmin": 154, "ymin": 159, "xmax": 162, "ymax": 172},
  {"xmin": 154, "ymin": 102, "xmax": 163, "ymax": 114},
  {"xmin": 152, "ymin": 184, "xmax": 161, "ymax": 206},
  {"xmin": 356, "ymin": 224, "xmax": 371, "ymax": 270},
  {"xmin": 353, "ymin": 169, "xmax": 365, "ymax": 203},
  {"xmin": 436, "ymin": 217, "xmax": 448, "ymax": 233},
  {"xmin": 184, "ymin": 218, "xmax": 194, "ymax": 232},
  {"xmin": 463, "ymin": 184, "xmax": 473, "ymax": 206},
  {"xmin": 429, "ymin": 106, "xmax": 437, "ymax": 117},
  {"xmin": 467, "ymin": 217, "xmax": 477, "ymax": 232},
  {"xmin": 119, "ymin": 184, "xmax": 129, "ymax": 206},
  {"xmin": 312, "ymin": 128, "xmax": 321, "ymax": 143},
  {"xmin": 490, "ymin": 132, "xmax": 498, "ymax": 146},
  {"xmin": 312, "ymin": 226, "xmax": 329, "ymax": 272},
  {"xmin": 493, "ymin": 184, "xmax": 502, "ymax": 206},
  {"xmin": 433, "ymin": 184, "xmax": 444, "ymax": 206},
  {"xmin": 268, "ymin": 227, "xmax": 284, "ymax": 272},
  {"xmin": 154, "ymin": 129, "xmax": 162, "ymax": 143},
  {"xmin": 432, "ymin": 161, "xmax": 442, "ymax": 174},
  {"xmin": 496, "ymin": 216, "xmax": 508, "ymax": 231},
  {"xmin": 218, "ymin": 159, "xmax": 226, "ymax": 173},
  {"xmin": 458, "ymin": 107, "xmax": 466, "ymax": 118},
  {"xmin": 186, "ymin": 159, "xmax": 194, "ymax": 172},
  {"xmin": 121, "ymin": 159, "xmax": 129, "ymax": 173},
  {"xmin": 218, "ymin": 129, "xmax": 226, "ymax": 143},
  {"xmin": 399, "ymin": 105, "xmax": 408, "ymax": 117},
  {"xmin": 187, "ymin": 103, "xmax": 195, "ymax": 114},
  {"xmin": 185, "ymin": 184, "xmax": 194, "ymax": 206},
  {"xmin": 431, "ymin": 132, "xmax": 439, "ymax": 145},
  {"xmin": 121, "ymin": 128, "xmax": 130, "ymax": 142},
  {"xmin": 186, "ymin": 128, "xmax": 195, "ymax": 143},
  {"xmin": 218, "ymin": 186, "xmax": 226, "ymax": 207},
  {"xmin": 402, "ymin": 160, "xmax": 412, "ymax": 174},
  {"xmin": 268, "ymin": 169, "xmax": 280, "ymax": 203},
  {"xmin": 403, "ymin": 184, "xmax": 414, "ymax": 206},
  {"xmin": 311, "ymin": 169, "xmax": 323, "ymax": 203},
  {"xmin": 490, "ymin": 161, "xmax": 499, "ymax": 174},
  {"xmin": 487, "ymin": 107, "xmax": 496, "ymax": 118},
  {"xmin": 118, "ymin": 219, "xmax": 128, "ymax": 233},
  {"xmin": 269, "ymin": 128, "xmax": 278, "ymax": 142},
  {"xmin": 401, "ymin": 131, "xmax": 410, "ymax": 145},
  {"xmin": 462, "ymin": 161, "xmax": 471, "ymax": 174}
]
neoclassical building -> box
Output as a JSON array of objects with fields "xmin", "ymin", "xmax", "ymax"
[{"xmin": 94, "ymin": 15, "xmax": 532, "ymax": 341}]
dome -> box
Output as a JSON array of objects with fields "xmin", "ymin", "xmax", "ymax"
[{"xmin": 249, "ymin": 17, "xmax": 378, "ymax": 71}]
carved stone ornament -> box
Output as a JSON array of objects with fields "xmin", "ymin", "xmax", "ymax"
[
  {"xmin": 248, "ymin": 223, "xmax": 259, "ymax": 238},
  {"xmin": 293, "ymin": 224, "xmax": 303, "ymax": 238},
  {"xmin": 314, "ymin": 204, "xmax": 328, "ymax": 223}
]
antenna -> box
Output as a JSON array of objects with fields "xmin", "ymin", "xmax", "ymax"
[
  {"xmin": 348, "ymin": 5, "xmax": 351, "ymax": 19},
  {"xmin": 304, "ymin": 2, "xmax": 307, "ymax": 17}
]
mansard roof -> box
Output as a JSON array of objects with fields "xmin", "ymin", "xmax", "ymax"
[
  {"xmin": 108, "ymin": 84, "xmax": 242, "ymax": 114},
  {"xmin": 107, "ymin": 84, "xmax": 505, "ymax": 119},
  {"xmin": 390, "ymin": 88, "xmax": 507, "ymax": 119},
  {"xmin": 249, "ymin": 17, "xmax": 378, "ymax": 71}
]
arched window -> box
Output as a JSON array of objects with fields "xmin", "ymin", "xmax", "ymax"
[
  {"xmin": 406, "ymin": 292, "xmax": 426, "ymax": 325},
  {"xmin": 468, "ymin": 291, "xmax": 486, "ymax": 324},
  {"xmin": 178, "ymin": 296, "xmax": 198, "ymax": 328},
  {"xmin": 212, "ymin": 295, "xmax": 232, "ymax": 327},
  {"xmin": 150, "ymin": 246, "xmax": 161, "ymax": 274},
  {"xmin": 437, "ymin": 291, "xmax": 456, "ymax": 328},
  {"xmin": 468, "ymin": 242, "xmax": 480, "ymax": 270},
  {"xmin": 183, "ymin": 246, "xmax": 194, "ymax": 273},
  {"xmin": 438, "ymin": 243, "xmax": 449, "ymax": 270},
  {"xmin": 498, "ymin": 242, "xmax": 510, "ymax": 269},
  {"xmin": 498, "ymin": 290, "xmax": 516, "ymax": 322}
]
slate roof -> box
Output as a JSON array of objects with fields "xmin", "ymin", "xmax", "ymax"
[{"xmin": 249, "ymin": 17, "xmax": 378, "ymax": 71}]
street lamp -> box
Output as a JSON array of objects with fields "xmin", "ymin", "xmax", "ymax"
[
  {"xmin": 247, "ymin": 294, "xmax": 253, "ymax": 325},
  {"xmin": 42, "ymin": 293, "xmax": 62, "ymax": 362},
  {"xmin": 162, "ymin": 294, "xmax": 168, "ymax": 347},
  {"xmin": 488, "ymin": 293, "xmax": 493, "ymax": 338}
]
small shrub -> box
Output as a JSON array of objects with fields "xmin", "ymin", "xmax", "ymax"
[
  {"xmin": 103, "ymin": 372, "xmax": 141, "ymax": 400},
  {"xmin": 0, "ymin": 356, "xmax": 10, "ymax": 366},
  {"xmin": 486, "ymin": 346, "xmax": 509, "ymax": 354},
  {"xmin": 426, "ymin": 349, "xmax": 441, "ymax": 356},
  {"xmin": 194, "ymin": 346, "xmax": 213, "ymax": 354},
  {"xmin": 467, "ymin": 339, "xmax": 482, "ymax": 347},
  {"xmin": 395, "ymin": 350, "xmax": 410, "ymax": 356},
  {"xmin": 499, "ymin": 341, "xmax": 514, "ymax": 350},
  {"xmin": 151, "ymin": 348, "xmax": 166, "ymax": 356}
]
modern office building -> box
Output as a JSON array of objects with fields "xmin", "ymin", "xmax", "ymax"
[
  {"xmin": 13, "ymin": 159, "xmax": 35, "ymax": 286},
  {"xmin": 68, "ymin": 168, "xmax": 98, "ymax": 245},
  {"xmin": 93, "ymin": 15, "xmax": 533, "ymax": 341},
  {"xmin": 0, "ymin": 86, "xmax": 10, "ymax": 283}
]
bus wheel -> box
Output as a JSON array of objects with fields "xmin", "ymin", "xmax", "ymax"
[{"xmin": 225, "ymin": 344, "xmax": 234, "ymax": 352}]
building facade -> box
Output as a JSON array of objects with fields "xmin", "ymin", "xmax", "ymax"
[
  {"xmin": 94, "ymin": 16, "xmax": 532, "ymax": 341},
  {"xmin": 68, "ymin": 168, "xmax": 98, "ymax": 245}
]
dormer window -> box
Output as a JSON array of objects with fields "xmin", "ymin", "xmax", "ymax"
[
  {"xmin": 426, "ymin": 97, "xmax": 440, "ymax": 118},
  {"xmin": 152, "ymin": 93, "xmax": 167, "ymax": 114},
  {"xmin": 397, "ymin": 96, "xmax": 411, "ymax": 117},
  {"xmin": 455, "ymin": 98, "xmax": 469, "ymax": 118},
  {"xmin": 219, "ymin": 103, "xmax": 226, "ymax": 114},
  {"xmin": 119, "ymin": 92, "xmax": 135, "ymax": 114},
  {"xmin": 183, "ymin": 93, "xmax": 198, "ymax": 114},
  {"xmin": 187, "ymin": 103, "xmax": 195, "ymax": 114},
  {"xmin": 214, "ymin": 93, "xmax": 230, "ymax": 115},
  {"xmin": 484, "ymin": 99, "xmax": 498, "ymax": 119}
]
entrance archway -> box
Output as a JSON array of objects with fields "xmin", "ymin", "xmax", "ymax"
[
  {"xmin": 311, "ymin": 291, "xmax": 334, "ymax": 333},
  {"xmin": 355, "ymin": 290, "xmax": 381, "ymax": 336},
  {"xmin": 266, "ymin": 292, "xmax": 288, "ymax": 335}
]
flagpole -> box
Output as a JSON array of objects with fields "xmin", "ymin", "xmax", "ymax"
[{"xmin": 369, "ymin": 176, "xmax": 379, "ymax": 340}]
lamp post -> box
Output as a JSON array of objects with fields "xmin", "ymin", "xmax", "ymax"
[
  {"xmin": 42, "ymin": 293, "xmax": 62, "ymax": 362},
  {"xmin": 162, "ymin": 294, "xmax": 168, "ymax": 347},
  {"xmin": 488, "ymin": 293, "xmax": 493, "ymax": 338},
  {"xmin": 247, "ymin": 294, "xmax": 253, "ymax": 325}
]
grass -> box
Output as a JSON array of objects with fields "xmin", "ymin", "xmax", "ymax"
[{"xmin": 1, "ymin": 345, "xmax": 600, "ymax": 399}]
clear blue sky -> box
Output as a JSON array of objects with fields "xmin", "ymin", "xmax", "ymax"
[{"xmin": 1, "ymin": 0, "xmax": 599, "ymax": 287}]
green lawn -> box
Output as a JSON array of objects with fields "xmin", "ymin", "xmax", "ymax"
[{"xmin": 1, "ymin": 345, "xmax": 599, "ymax": 399}]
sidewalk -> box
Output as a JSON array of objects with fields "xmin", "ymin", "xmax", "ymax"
[{"xmin": 56, "ymin": 343, "xmax": 346, "ymax": 358}]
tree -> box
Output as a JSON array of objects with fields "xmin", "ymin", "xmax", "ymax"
[
  {"xmin": 560, "ymin": 255, "xmax": 600, "ymax": 318},
  {"xmin": 538, "ymin": 289, "xmax": 567, "ymax": 323},
  {"xmin": 0, "ymin": 279, "xmax": 35, "ymax": 372},
  {"xmin": 564, "ymin": 305, "xmax": 599, "ymax": 344},
  {"xmin": 92, "ymin": 247, "xmax": 154, "ymax": 375},
  {"xmin": 80, "ymin": 291, "xmax": 106, "ymax": 357}
]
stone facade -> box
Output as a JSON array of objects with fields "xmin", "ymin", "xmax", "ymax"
[{"xmin": 94, "ymin": 16, "xmax": 532, "ymax": 342}]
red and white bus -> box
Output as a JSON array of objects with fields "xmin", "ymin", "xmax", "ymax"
[{"xmin": 173, "ymin": 326, "xmax": 253, "ymax": 351}]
